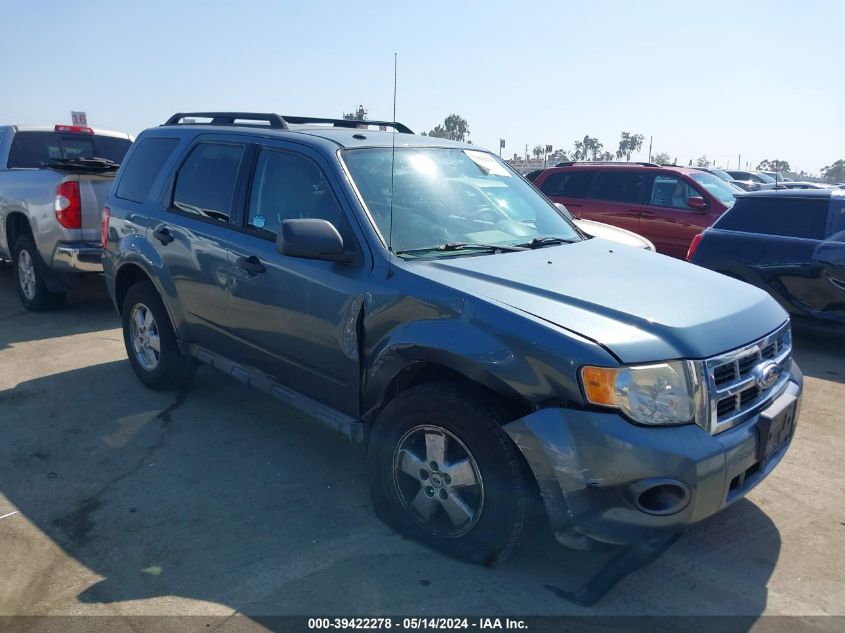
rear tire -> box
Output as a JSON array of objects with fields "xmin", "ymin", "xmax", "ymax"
[
  {"xmin": 367, "ymin": 381, "xmax": 531, "ymax": 566},
  {"xmin": 13, "ymin": 235, "xmax": 66, "ymax": 311},
  {"xmin": 121, "ymin": 281, "xmax": 195, "ymax": 391}
]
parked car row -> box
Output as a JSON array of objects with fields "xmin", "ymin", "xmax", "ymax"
[
  {"xmin": 528, "ymin": 161, "xmax": 844, "ymax": 335},
  {"xmin": 0, "ymin": 112, "xmax": 807, "ymax": 573},
  {"xmin": 534, "ymin": 161, "xmax": 736, "ymax": 258}
]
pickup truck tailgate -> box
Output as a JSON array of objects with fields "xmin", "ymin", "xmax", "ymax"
[{"xmin": 78, "ymin": 174, "xmax": 116, "ymax": 243}]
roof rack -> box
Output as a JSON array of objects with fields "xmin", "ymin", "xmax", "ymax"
[
  {"xmin": 282, "ymin": 115, "xmax": 413, "ymax": 134},
  {"xmin": 555, "ymin": 161, "xmax": 660, "ymax": 168},
  {"xmin": 163, "ymin": 112, "xmax": 288, "ymax": 129},
  {"xmin": 162, "ymin": 112, "xmax": 413, "ymax": 134}
]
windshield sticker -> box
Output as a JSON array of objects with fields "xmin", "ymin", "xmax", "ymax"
[
  {"xmin": 463, "ymin": 150, "xmax": 511, "ymax": 177},
  {"xmin": 251, "ymin": 215, "xmax": 266, "ymax": 229}
]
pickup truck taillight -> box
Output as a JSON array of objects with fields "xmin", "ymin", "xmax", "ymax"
[
  {"xmin": 686, "ymin": 233, "xmax": 703, "ymax": 261},
  {"xmin": 54, "ymin": 181, "xmax": 82, "ymax": 229},
  {"xmin": 101, "ymin": 206, "xmax": 111, "ymax": 249}
]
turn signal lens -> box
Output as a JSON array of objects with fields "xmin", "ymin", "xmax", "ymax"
[{"xmin": 581, "ymin": 366, "xmax": 618, "ymax": 406}]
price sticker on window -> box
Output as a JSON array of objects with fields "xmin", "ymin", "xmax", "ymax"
[{"xmin": 463, "ymin": 150, "xmax": 511, "ymax": 177}]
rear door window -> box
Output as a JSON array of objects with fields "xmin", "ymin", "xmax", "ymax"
[
  {"xmin": 116, "ymin": 138, "xmax": 180, "ymax": 203},
  {"xmin": 538, "ymin": 171, "xmax": 593, "ymax": 198},
  {"xmin": 716, "ymin": 197, "xmax": 829, "ymax": 240},
  {"xmin": 591, "ymin": 171, "xmax": 644, "ymax": 203},
  {"xmin": 172, "ymin": 143, "xmax": 245, "ymax": 224},
  {"xmin": 7, "ymin": 131, "xmax": 131, "ymax": 168}
]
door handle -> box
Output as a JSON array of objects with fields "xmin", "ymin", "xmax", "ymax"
[
  {"xmin": 153, "ymin": 227, "xmax": 174, "ymax": 245},
  {"xmin": 640, "ymin": 210, "xmax": 654, "ymax": 219},
  {"xmin": 237, "ymin": 255, "xmax": 266, "ymax": 276}
]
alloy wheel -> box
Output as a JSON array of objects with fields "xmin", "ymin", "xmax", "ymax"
[
  {"xmin": 392, "ymin": 425, "xmax": 484, "ymax": 538},
  {"xmin": 129, "ymin": 303, "xmax": 161, "ymax": 371},
  {"xmin": 17, "ymin": 249, "xmax": 37, "ymax": 301}
]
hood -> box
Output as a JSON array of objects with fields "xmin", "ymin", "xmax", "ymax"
[
  {"xmin": 573, "ymin": 219, "xmax": 654, "ymax": 250},
  {"xmin": 410, "ymin": 238, "xmax": 788, "ymax": 363}
]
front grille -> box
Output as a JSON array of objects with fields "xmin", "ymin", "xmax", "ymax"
[{"xmin": 702, "ymin": 323, "xmax": 792, "ymax": 434}]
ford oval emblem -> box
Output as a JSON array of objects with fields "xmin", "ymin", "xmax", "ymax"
[{"xmin": 754, "ymin": 361, "xmax": 781, "ymax": 390}]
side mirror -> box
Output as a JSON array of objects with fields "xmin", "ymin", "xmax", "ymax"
[
  {"xmin": 687, "ymin": 196, "xmax": 708, "ymax": 211},
  {"xmin": 554, "ymin": 202, "xmax": 574, "ymax": 221},
  {"xmin": 277, "ymin": 218, "xmax": 350, "ymax": 263}
]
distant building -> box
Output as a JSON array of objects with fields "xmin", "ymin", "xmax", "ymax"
[{"xmin": 506, "ymin": 158, "xmax": 546, "ymax": 174}]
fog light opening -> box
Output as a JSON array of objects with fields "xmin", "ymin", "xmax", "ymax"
[{"xmin": 635, "ymin": 483, "xmax": 689, "ymax": 516}]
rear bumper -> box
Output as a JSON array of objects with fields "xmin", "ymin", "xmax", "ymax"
[
  {"xmin": 52, "ymin": 242, "xmax": 103, "ymax": 273},
  {"xmin": 504, "ymin": 361, "xmax": 803, "ymax": 549}
]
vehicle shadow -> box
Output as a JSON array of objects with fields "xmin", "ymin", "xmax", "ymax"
[
  {"xmin": 792, "ymin": 328, "xmax": 845, "ymax": 385},
  {"xmin": 0, "ymin": 358, "xmax": 780, "ymax": 623},
  {"xmin": 0, "ymin": 266, "xmax": 117, "ymax": 350}
]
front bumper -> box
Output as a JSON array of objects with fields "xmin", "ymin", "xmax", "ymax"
[
  {"xmin": 52, "ymin": 242, "xmax": 103, "ymax": 273},
  {"xmin": 504, "ymin": 361, "xmax": 803, "ymax": 549}
]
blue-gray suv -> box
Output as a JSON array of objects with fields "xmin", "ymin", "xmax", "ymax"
[{"xmin": 102, "ymin": 112, "xmax": 803, "ymax": 566}]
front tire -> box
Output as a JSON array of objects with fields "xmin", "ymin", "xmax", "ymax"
[
  {"xmin": 121, "ymin": 281, "xmax": 195, "ymax": 390},
  {"xmin": 13, "ymin": 235, "xmax": 66, "ymax": 311},
  {"xmin": 367, "ymin": 381, "xmax": 531, "ymax": 565}
]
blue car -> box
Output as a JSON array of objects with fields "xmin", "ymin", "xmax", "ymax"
[
  {"xmin": 101, "ymin": 112, "xmax": 802, "ymax": 568},
  {"xmin": 690, "ymin": 189, "xmax": 845, "ymax": 335}
]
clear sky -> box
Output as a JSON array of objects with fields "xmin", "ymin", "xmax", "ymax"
[{"xmin": 1, "ymin": 0, "xmax": 842, "ymax": 174}]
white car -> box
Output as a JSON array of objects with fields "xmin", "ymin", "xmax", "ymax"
[{"xmin": 555, "ymin": 204, "xmax": 654, "ymax": 250}]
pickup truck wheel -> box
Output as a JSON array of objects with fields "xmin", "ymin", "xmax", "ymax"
[
  {"xmin": 13, "ymin": 236, "xmax": 66, "ymax": 311},
  {"xmin": 121, "ymin": 282, "xmax": 195, "ymax": 391},
  {"xmin": 368, "ymin": 382, "xmax": 530, "ymax": 565}
]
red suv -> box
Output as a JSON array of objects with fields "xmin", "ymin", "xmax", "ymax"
[{"xmin": 534, "ymin": 162, "xmax": 738, "ymax": 258}]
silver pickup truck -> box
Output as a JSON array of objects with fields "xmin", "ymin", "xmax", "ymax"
[{"xmin": 0, "ymin": 124, "xmax": 132, "ymax": 309}]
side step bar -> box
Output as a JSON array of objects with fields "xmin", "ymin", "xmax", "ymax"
[{"xmin": 188, "ymin": 344, "xmax": 367, "ymax": 445}]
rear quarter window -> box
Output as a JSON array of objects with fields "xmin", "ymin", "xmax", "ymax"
[
  {"xmin": 115, "ymin": 137, "xmax": 180, "ymax": 203},
  {"xmin": 715, "ymin": 197, "xmax": 829, "ymax": 240},
  {"xmin": 538, "ymin": 171, "xmax": 593, "ymax": 198}
]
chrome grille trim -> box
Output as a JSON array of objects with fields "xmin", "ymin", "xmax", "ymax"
[{"xmin": 700, "ymin": 322, "xmax": 792, "ymax": 435}]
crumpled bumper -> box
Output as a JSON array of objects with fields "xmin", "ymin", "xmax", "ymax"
[{"xmin": 504, "ymin": 361, "xmax": 803, "ymax": 549}]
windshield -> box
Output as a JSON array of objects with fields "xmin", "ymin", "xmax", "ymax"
[
  {"xmin": 754, "ymin": 171, "xmax": 777, "ymax": 183},
  {"xmin": 342, "ymin": 147, "xmax": 581, "ymax": 256},
  {"xmin": 690, "ymin": 172, "xmax": 738, "ymax": 207},
  {"xmin": 709, "ymin": 168, "xmax": 734, "ymax": 182}
]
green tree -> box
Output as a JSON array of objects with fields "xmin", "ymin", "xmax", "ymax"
[
  {"xmin": 427, "ymin": 114, "xmax": 470, "ymax": 142},
  {"xmin": 695, "ymin": 155, "xmax": 710, "ymax": 168},
  {"xmin": 573, "ymin": 135, "xmax": 603, "ymax": 161},
  {"xmin": 652, "ymin": 152, "xmax": 672, "ymax": 165},
  {"xmin": 428, "ymin": 124, "xmax": 447, "ymax": 138},
  {"xmin": 599, "ymin": 150, "xmax": 615, "ymax": 162},
  {"xmin": 821, "ymin": 159, "xmax": 845, "ymax": 183},
  {"xmin": 548, "ymin": 149, "xmax": 569, "ymax": 164},
  {"xmin": 616, "ymin": 132, "xmax": 644, "ymax": 161},
  {"xmin": 532, "ymin": 145, "xmax": 545, "ymax": 159},
  {"xmin": 757, "ymin": 159, "xmax": 791, "ymax": 173}
]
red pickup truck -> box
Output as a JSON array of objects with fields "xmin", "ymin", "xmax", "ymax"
[{"xmin": 534, "ymin": 162, "xmax": 738, "ymax": 258}]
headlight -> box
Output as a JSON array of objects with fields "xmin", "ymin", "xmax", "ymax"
[{"xmin": 580, "ymin": 361, "xmax": 697, "ymax": 426}]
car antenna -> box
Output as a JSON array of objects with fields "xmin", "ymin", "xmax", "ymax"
[{"xmin": 387, "ymin": 52, "xmax": 397, "ymax": 275}]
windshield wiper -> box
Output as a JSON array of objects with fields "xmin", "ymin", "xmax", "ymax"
[
  {"xmin": 41, "ymin": 157, "xmax": 120, "ymax": 171},
  {"xmin": 513, "ymin": 236, "xmax": 580, "ymax": 249},
  {"xmin": 396, "ymin": 242, "xmax": 528, "ymax": 256}
]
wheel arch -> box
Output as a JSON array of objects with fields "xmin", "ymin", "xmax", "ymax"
[
  {"xmin": 114, "ymin": 261, "xmax": 183, "ymax": 344},
  {"xmin": 364, "ymin": 355, "xmax": 534, "ymax": 427},
  {"xmin": 4, "ymin": 211, "xmax": 33, "ymax": 252}
]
